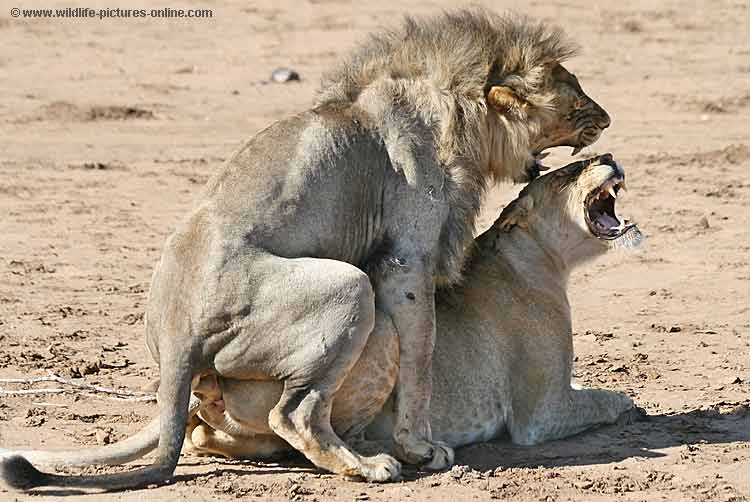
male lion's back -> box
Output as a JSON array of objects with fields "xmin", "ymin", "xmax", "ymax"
[{"xmin": 198, "ymin": 104, "xmax": 392, "ymax": 266}]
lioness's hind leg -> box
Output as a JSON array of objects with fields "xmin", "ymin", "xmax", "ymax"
[{"xmin": 190, "ymin": 424, "xmax": 291, "ymax": 460}]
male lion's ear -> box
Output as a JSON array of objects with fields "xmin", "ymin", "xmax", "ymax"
[
  {"xmin": 487, "ymin": 86, "xmax": 527, "ymax": 117},
  {"xmin": 497, "ymin": 195, "xmax": 534, "ymax": 232}
]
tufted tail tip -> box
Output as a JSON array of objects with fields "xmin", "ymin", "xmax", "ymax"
[{"xmin": 1, "ymin": 455, "xmax": 48, "ymax": 491}]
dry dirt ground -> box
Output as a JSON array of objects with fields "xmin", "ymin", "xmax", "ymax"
[{"xmin": 1, "ymin": 0, "xmax": 749, "ymax": 500}]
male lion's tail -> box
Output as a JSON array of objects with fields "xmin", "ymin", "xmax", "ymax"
[
  {"xmin": 1, "ymin": 357, "xmax": 197, "ymax": 491},
  {"xmin": 0, "ymin": 416, "xmax": 161, "ymax": 468}
]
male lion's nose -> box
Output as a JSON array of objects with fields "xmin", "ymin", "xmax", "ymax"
[{"xmin": 597, "ymin": 107, "xmax": 611, "ymax": 129}]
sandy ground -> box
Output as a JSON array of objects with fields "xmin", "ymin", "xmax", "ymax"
[{"xmin": 1, "ymin": 0, "xmax": 749, "ymax": 500}]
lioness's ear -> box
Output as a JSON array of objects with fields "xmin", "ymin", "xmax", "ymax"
[
  {"xmin": 497, "ymin": 195, "xmax": 534, "ymax": 232},
  {"xmin": 487, "ymin": 86, "xmax": 527, "ymax": 117}
]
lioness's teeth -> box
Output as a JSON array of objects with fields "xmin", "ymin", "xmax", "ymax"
[
  {"xmin": 608, "ymin": 186, "xmax": 617, "ymax": 198},
  {"xmin": 571, "ymin": 146, "xmax": 582, "ymax": 156}
]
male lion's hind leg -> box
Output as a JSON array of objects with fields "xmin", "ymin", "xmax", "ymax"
[
  {"xmin": 269, "ymin": 382, "xmax": 400, "ymax": 482},
  {"xmin": 510, "ymin": 387, "xmax": 644, "ymax": 446},
  {"xmin": 213, "ymin": 256, "xmax": 401, "ymax": 482}
]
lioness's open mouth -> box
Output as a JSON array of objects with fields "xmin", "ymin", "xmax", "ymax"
[{"xmin": 583, "ymin": 170, "xmax": 637, "ymax": 240}]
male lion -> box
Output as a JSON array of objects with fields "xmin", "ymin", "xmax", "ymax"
[{"xmin": 1, "ymin": 10, "xmax": 610, "ymax": 489}]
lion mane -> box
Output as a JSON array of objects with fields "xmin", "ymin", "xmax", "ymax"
[{"xmin": 318, "ymin": 10, "xmax": 579, "ymax": 282}]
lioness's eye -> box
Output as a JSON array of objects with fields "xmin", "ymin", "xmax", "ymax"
[{"xmin": 574, "ymin": 98, "xmax": 586, "ymax": 109}]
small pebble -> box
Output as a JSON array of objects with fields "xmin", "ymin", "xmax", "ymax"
[
  {"xmin": 574, "ymin": 479, "xmax": 593, "ymax": 490},
  {"xmin": 271, "ymin": 67, "xmax": 300, "ymax": 83},
  {"xmin": 95, "ymin": 429, "xmax": 111, "ymax": 444}
]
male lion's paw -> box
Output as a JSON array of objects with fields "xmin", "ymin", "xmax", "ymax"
[
  {"xmin": 357, "ymin": 453, "xmax": 402, "ymax": 483},
  {"xmin": 616, "ymin": 405, "xmax": 648, "ymax": 425},
  {"xmin": 422, "ymin": 441, "xmax": 454, "ymax": 471},
  {"xmin": 393, "ymin": 437, "xmax": 454, "ymax": 471}
]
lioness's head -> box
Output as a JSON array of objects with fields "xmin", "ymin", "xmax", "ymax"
[
  {"xmin": 485, "ymin": 41, "xmax": 611, "ymax": 183},
  {"xmin": 497, "ymin": 154, "xmax": 642, "ymax": 266}
]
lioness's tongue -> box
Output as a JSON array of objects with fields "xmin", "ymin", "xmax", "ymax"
[{"xmin": 595, "ymin": 213, "xmax": 620, "ymax": 231}]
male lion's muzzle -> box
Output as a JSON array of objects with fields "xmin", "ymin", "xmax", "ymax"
[{"xmin": 569, "ymin": 101, "xmax": 611, "ymax": 157}]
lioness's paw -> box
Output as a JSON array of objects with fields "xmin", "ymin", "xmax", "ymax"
[
  {"xmin": 394, "ymin": 437, "xmax": 454, "ymax": 470},
  {"xmin": 355, "ymin": 454, "xmax": 401, "ymax": 483},
  {"xmin": 611, "ymin": 391, "xmax": 635, "ymax": 417},
  {"xmin": 616, "ymin": 405, "xmax": 648, "ymax": 425}
]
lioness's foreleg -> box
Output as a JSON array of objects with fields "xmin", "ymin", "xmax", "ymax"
[{"xmin": 510, "ymin": 387, "xmax": 636, "ymax": 445}]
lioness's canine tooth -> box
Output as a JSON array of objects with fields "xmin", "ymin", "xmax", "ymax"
[{"xmin": 608, "ymin": 186, "xmax": 617, "ymax": 198}]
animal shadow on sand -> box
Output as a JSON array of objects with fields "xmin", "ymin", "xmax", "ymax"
[
  {"xmin": 19, "ymin": 402, "xmax": 750, "ymax": 495},
  {"xmin": 449, "ymin": 403, "xmax": 750, "ymax": 474}
]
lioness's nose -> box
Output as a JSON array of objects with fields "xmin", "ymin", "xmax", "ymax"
[
  {"xmin": 598, "ymin": 153, "xmax": 623, "ymax": 177},
  {"xmin": 599, "ymin": 153, "xmax": 614, "ymax": 165}
]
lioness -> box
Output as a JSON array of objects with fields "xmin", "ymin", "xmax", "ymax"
[{"xmin": 1, "ymin": 10, "xmax": 611, "ymax": 489}]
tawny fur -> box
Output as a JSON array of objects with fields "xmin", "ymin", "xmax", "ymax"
[
  {"xmin": 177, "ymin": 155, "xmax": 647, "ymax": 458},
  {"xmin": 0, "ymin": 10, "xmax": 610, "ymax": 490}
]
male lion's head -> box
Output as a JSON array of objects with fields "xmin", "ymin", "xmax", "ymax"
[
  {"xmin": 497, "ymin": 154, "xmax": 643, "ymax": 267},
  {"xmin": 483, "ymin": 22, "xmax": 611, "ymax": 183},
  {"xmin": 317, "ymin": 10, "xmax": 611, "ymax": 185}
]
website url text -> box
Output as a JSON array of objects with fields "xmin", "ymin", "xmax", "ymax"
[{"xmin": 10, "ymin": 7, "xmax": 213, "ymax": 19}]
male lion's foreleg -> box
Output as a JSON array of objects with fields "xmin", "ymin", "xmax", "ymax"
[
  {"xmin": 370, "ymin": 258, "xmax": 454, "ymax": 471},
  {"xmin": 510, "ymin": 388, "xmax": 641, "ymax": 445}
]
